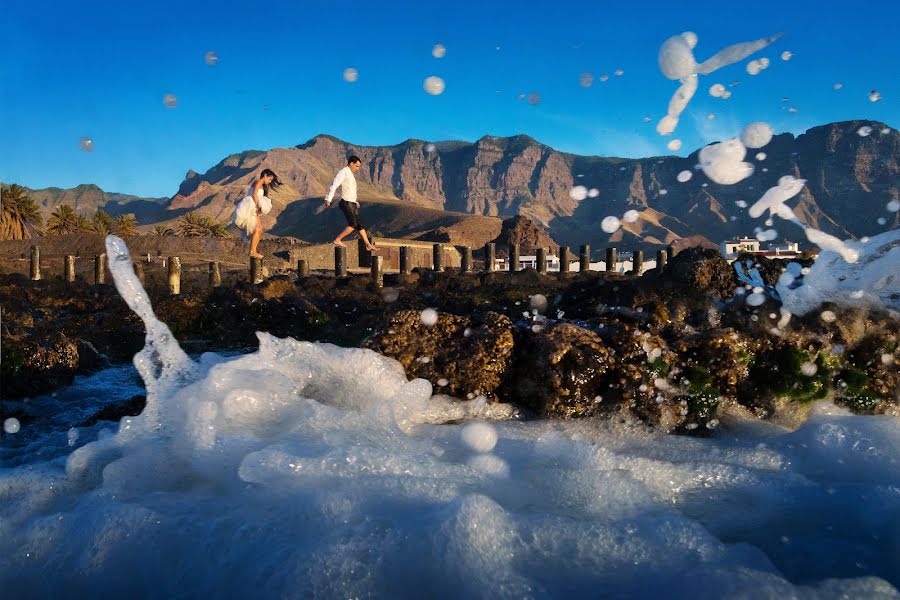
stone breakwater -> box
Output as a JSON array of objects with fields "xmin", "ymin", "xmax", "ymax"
[{"xmin": 2, "ymin": 248, "xmax": 897, "ymax": 433}]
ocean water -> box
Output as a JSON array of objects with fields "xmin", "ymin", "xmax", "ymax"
[{"xmin": 0, "ymin": 237, "xmax": 897, "ymax": 599}]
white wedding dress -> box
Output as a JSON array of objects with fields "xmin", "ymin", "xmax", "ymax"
[{"xmin": 233, "ymin": 186, "xmax": 272, "ymax": 236}]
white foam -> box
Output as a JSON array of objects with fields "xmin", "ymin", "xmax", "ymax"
[
  {"xmin": 779, "ymin": 230, "xmax": 900, "ymax": 315},
  {"xmin": 424, "ymin": 76, "xmax": 445, "ymax": 95},
  {"xmin": 623, "ymin": 210, "xmax": 641, "ymax": 223},
  {"xmin": 420, "ymin": 308, "xmax": 439, "ymax": 326},
  {"xmin": 601, "ymin": 216, "xmax": 621, "ymax": 233},
  {"xmin": 741, "ymin": 122, "xmax": 774, "ymax": 149},
  {"xmin": 1, "ymin": 236, "xmax": 897, "ymax": 598},
  {"xmin": 570, "ymin": 185, "xmax": 588, "ymax": 201},
  {"xmin": 700, "ymin": 139, "xmax": 755, "ymax": 185},
  {"xmin": 677, "ymin": 170, "xmax": 692, "ymax": 182}
]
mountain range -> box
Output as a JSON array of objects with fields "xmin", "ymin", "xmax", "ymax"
[{"xmin": 22, "ymin": 119, "xmax": 899, "ymax": 252}]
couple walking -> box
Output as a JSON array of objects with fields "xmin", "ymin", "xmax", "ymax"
[{"xmin": 237, "ymin": 156, "xmax": 377, "ymax": 258}]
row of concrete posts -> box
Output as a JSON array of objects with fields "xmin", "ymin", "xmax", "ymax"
[{"xmin": 26, "ymin": 243, "xmax": 676, "ymax": 294}]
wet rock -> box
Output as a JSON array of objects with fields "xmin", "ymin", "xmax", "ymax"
[
  {"xmin": 80, "ymin": 394, "xmax": 147, "ymax": 427},
  {"xmin": 258, "ymin": 274, "xmax": 299, "ymax": 300},
  {"xmin": 660, "ymin": 247, "xmax": 738, "ymax": 299},
  {"xmin": 509, "ymin": 323, "xmax": 613, "ymax": 417},
  {"xmin": 76, "ymin": 339, "xmax": 110, "ymax": 374},
  {"xmin": 1, "ymin": 332, "xmax": 79, "ymax": 398},
  {"xmin": 364, "ymin": 310, "xmax": 515, "ymax": 401}
]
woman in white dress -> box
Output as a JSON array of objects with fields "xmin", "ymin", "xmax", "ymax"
[{"xmin": 236, "ymin": 169, "xmax": 280, "ymax": 258}]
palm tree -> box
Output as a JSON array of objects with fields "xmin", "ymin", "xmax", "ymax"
[
  {"xmin": 152, "ymin": 224, "xmax": 174, "ymax": 237},
  {"xmin": 74, "ymin": 214, "xmax": 91, "ymax": 231},
  {"xmin": 46, "ymin": 204, "xmax": 81, "ymax": 235},
  {"xmin": 204, "ymin": 218, "xmax": 231, "ymax": 239},
  {"xmin": 1, "ymin": 184, "xmax": 43, "ymax": 240},
  {"xmin": 176, "ymin": 211, "xmax": 231, "ymax": 238},
  {"xmin": 113, "ymin": 214, "xmax": 138, "ymax": 238},
  {"xmin": 176, "ymin": 211, "xmax": 209, "ymax": 237},
  {"xmin": 92, "ymin": 209, "xmax": 114, "ymax": 235}
]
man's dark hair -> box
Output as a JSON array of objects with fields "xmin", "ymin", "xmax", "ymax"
[{"xmin": 348, "ymin": 155, "xmax": 361, "ymax": 165}]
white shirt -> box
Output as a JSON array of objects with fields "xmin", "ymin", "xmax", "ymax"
[{"xmin": 324, "ymin": 166, "xmax": 358, "ymax": 204}]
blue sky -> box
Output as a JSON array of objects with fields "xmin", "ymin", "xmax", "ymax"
[{"xmin": 2, "ymin": 0, "xmax": 897, "ymax": 198}]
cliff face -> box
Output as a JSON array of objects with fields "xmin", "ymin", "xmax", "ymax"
[
  {"xmin": 26, "ymin": 120, "xmax": 896, "ymax": 252},
  {"xmin": 165, "ymin": 120, "xmax": 897, "ymax": 251}
]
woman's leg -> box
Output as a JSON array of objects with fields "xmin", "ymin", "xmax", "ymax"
[{"xmin": 250, "ymin": 216, "xmax": 263, "ymax": 257}]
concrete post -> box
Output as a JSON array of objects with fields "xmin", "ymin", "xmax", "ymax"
[
  {"xmin": 432, "ymin": 243, "xmax": 445, "ymax": 272},
  {"xmin": 296, "ymin": 259, "xmax": 309, "ymax": 279},
  {"xmin": 334, "ymin": 245, "xmax": 347, "ymax": 278},
  {"xmin": 579, "ymin": 245, "xmax": 590, "ymax": 273},
  {"xmin": 460, "ymin": 246, "xmax": 472, "ymax": 273},
  {"xmin": 250, "ymin": 256, "xmax": 264, "ymax": 284},
  {"xmin": 633, "ymin": 250, "xmax": 643, "ymax": 275},
  {"xmin": 371, "ymin": 255, "xmax": 383, "ymax": 288},
  {"xmin": 64, "ymin": 255, "xmax": 75, "ymax": 283},
  {"xmin": 94, "ymin": 254, "xmax": 107, "ymax": 285},
  {"xmin": 536, "ymin": 248, "xmax": 547, "ymax": 275},
  {"xmin": 29, "ymin": 246, "xmax": 40, "ymax": 281},
  {"xmin": 399, "ymin": 246, "xmax": 411, "ymax": 274},
  {"xmin": 657, "ymin": 249, "xmax": 667, "ymax": 272},
  {"xmin": 559, "ymin": 247, "xmax": 571, "ymax": 275},
  {"xmin": 210, "ymin": 261, "xmax": 222, "ymax": 287},
  {"xmin": 484, "ymin": 243, "xmax": 495, "ymax": 273},
  {"xmin": 606, "ymin": 247, "xmax": 617, "ymax": 273},
  {"xmin": 167, "ymin": 257, "xmax": 181, "ymax": 294},
  {"xmin": 508, "ymin": 244, "xmax": 519, "ymax": 272}
]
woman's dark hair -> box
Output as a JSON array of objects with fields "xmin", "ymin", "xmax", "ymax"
[{"xmin": 260, "ymin": 168, "xmax": 281, "ymax": 196}]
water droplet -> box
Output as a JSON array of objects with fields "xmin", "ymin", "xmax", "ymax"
[
  {"xmin": 756, "ymin": 152, "xmax": 767, "ymax": 161},
  {"xmin": 877, "ymin": 217, "xmax": 887, "ymax": 225},
  {"xmin": 820, "ymin": 310, "xmax": 837, "ymax": 323},
  {"xmin": 887, "ymin": 200, "xmax": 899, "ymax": 212},
  {"xmin": 527, "ymin": 92, "xmax": 540, "ymax": 105},
  {"xmin": 869, "ymin": 90, "xmax": 881, "ymax": 102},
  {"xmin": 569, "ymin": 186, "xmax": 588, "ymax": 201},
  {"xmin": 707, "ymin": 113, "xmax": 715, "ymax": 121},
  {"xmin": 163, "ymin": 93, "xmax": 178, "ymax": 108},
  {"xmin": 858, "ymin": 126, "xmax": 873, "ymax": 137},
  {"xmin": 343, "ymin": 67, "xmax": 358, "ymax": 83},
  {"xmin": 432, "ymin": 43, "xmax": 446, "ymax": 58},
  {"xmin": 3, "ymin": 418, "xmax": 20, "ymax": 434},
  {"xmin": 204, "ymin": 51, "xmax": 218, "ymax": 66},
  {"xmin": 579, "ymin": 72, "xmax": 594, "ymax": 87},
  {"xmin": 677, "ymin": 170, "xmax": 692, "ymax": 183},
  {"xmin": 623, "ymin": 210, "xmax": 640, "ymax": 223},
  {"xmin": 614, "ymin": 69, "xmax": 624, "ymax": 76},
  {"xmin": 420, "ymin": 308, "xmax": 439, "ymax": 326},
  {"xmin": 709, "ymin": 83, "xmax": 725, "ymax": 98},
  {"xmin": 800, "ymin": 362, "xmax": 818, "ymax": 376},
  {"xmin": 80, "ymin": 137, "xmax": 94, "ymax": 152},
  {"xmin": 781, "ymin": 51, "xmax": 793, "ymax": 61},
  {"xmin": 601, "ymin": 216, "xmax": 621, "ymax": 233},
  {"xmin": 667, "ymin": 139, "xmax": 682, "ymax": 151}
]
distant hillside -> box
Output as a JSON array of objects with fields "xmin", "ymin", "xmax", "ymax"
[
  {"xmin": 167, "ymin": 120, "xmax": 899, "ymax": 251},
  {"xmin": 22, "ymin": 184, "xmax": 169, "ymax": 222}
]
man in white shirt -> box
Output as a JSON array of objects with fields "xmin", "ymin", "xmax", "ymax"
[{"xmin": 324, "ymin": 155, "xmax": 377, "ymax": 252}]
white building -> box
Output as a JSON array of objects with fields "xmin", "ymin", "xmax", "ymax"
[
  {"xmin": 720, "ymin": 237, "xmax": 760, "ymax": 259},
  {"xmin": 496, "ymin": 255, "xmax": 656, "ymax": 274},
  {"xmin": 720, "ymin": 237, "xmax": 803, "ymax": 262}
]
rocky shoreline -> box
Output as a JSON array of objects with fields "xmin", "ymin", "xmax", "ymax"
[{"xmin": 1, "ymin": 248, "xmax": 897, "ymax": 433}]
